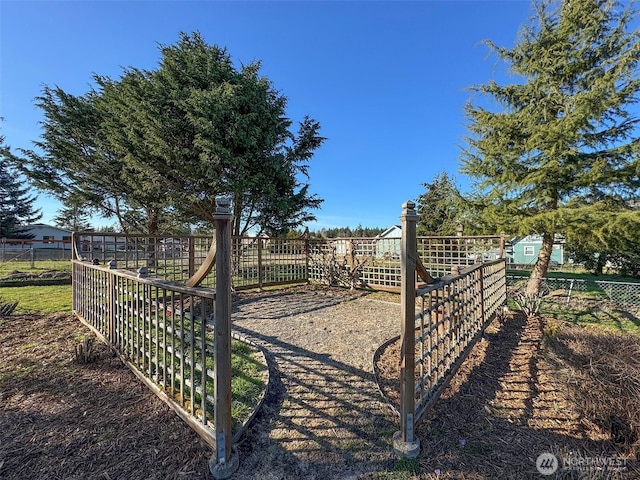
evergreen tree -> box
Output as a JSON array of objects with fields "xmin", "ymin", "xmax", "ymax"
[
  {"xmin": 94, "ymin": 32, "xmax": 324, "ymax": 236},
  {"xmin": 10, "ymin": 32, "xmax": 324, "ymax": 236},
  {"xmin": 462, "ymin": 0, "xmax": 640, "ymax": 308},
  {"xmin": 53, "ymin": 197, "xmax": 93, "ymax": 232},
  {"xmin": 0, "ymin": 133, "xmax": 41, "ymax": 238},
  {"xmin": 416, "ymin": 172, "xmax": 468, "ymax": 236},
  {"xmin": 12, "ymin": 86, "xmax": 164, "ymax": 234}
]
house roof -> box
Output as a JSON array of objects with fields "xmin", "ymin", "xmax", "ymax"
[
  {"xmin": 24, "ymin": 223, "xmax": 72, "ymax": 234},
  {"xmin": 510, "ymin": 234, "xmax": 565, "ymax": 244},
  {"xmin": 377, "ymin": 225, "xmax": 402, "ymax": 238}
]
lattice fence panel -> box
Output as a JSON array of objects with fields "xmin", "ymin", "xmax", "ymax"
[{"xmin": 413, "ymin": 260, "xmax": 507, "ymax": 421}]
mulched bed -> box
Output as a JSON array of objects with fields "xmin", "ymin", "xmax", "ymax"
[
  {"xmin": 374, "ymin": 312, "xmax": 640, "ymax": 479},
  {"xmin": 0, "ymin": 269, "xmax": 71, "ymax": 286},
  {"xmin": 0, "ymin": 314, "xmax": 211, "ymax": 480}
]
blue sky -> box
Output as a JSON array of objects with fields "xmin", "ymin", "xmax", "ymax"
[{"xmin": 1, "ymin": 0, "xmax": 533, "ymax": 231}]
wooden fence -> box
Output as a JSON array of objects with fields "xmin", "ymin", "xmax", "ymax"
[
  {"xmin": 394, "ymin": 202, "xmax": 507, "ymax": 458},
  {"xmin": 72, "ymin": 260, "xmax": 218, "ymax": 438},
  {"xmin": 73, "ymin": 202, "xmax": 508, "ymax": 470},
  {"xmin": 72, "ymin": 198, "xmax": 240, "ymax": 478},
  {"xmin": 73, "ymin": 232, "xmax": 504, "ymax": 293}
]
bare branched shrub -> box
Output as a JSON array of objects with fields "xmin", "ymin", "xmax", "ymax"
[{"xmin": 309, "ymin": 240, "xmax": 372, "ymax": 290}]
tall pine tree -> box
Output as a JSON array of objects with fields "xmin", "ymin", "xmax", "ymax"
[
  {"xmin": 0, "ymin": 132, "xmax": 41, "ymax": 238},
  {"xmin": 462, "ymin": 0, "xmax": 640, "ymax": 309}
]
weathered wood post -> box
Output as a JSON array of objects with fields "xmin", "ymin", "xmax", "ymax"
[
  {"xmin": 209, "ymin": 196, "xmax": 239, "ymax": 479},
  {"xmin": 393, "ymin": 201, "xmax": 421, "ymax": 458},
  {"xmin": 71, "ymin": 233, "xmax": 78, "ymax": 314},
  {"xmin": 304, "ymin": 230, "xmax": 311, "ymax": 285},
  {"xmin": 188, "ymin": 236, "xmax": 196, "ymax": 279},
  {"xmin": 257, "ymin": 237, "xmax": 263, "ymax": 291}
]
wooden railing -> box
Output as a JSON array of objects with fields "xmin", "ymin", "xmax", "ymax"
[
  {"xmin": 72, "ymin": 260, "xmax": 218, "ymax": 442},
  {"xmin": 72, "ymin": 197, "xmax": 241, "ymax": 477},
  {"xmin": 74, "ymin": 231, "xmax": 504, "ymax": 293},
  {"xmin": 394, "ymin": 201, "xmax": 507, "ymax": 459},
  {"xmin": 413, "ymin": 259, "xmax": 506, "ymax": 421}
]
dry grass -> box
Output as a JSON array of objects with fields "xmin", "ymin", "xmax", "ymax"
[
  {"xmin": 373, "ymin": 312, "xmax": 640, "ymax": 479},
  {"xmin": 545, "ymin": 320, "xmax": 640, "ymax": 457},
  {"xmin": 2, "ymin": 286, "xmax": 640, "ymax": 479}
]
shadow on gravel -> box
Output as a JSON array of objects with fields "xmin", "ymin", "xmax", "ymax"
[{"xmin": 232, "ymin": 324, "xmax": 397, "ymax": 480}]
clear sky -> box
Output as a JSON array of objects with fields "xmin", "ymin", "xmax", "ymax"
[{"xmin": 1, "ymin": 0, "xmax": 533, "ymax": 231}]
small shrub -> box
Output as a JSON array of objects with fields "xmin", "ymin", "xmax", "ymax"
[{"xmin": 74, "ymin": 336, "xmax": 96, "ymax": 364}]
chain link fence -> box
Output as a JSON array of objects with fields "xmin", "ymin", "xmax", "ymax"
[
  {"xmin": 596, "ymin": 281, "xmax": 640, "ymax": 309},
  {"xmin": 506, "ymin": 275, "xmax": 640, "ymax": 309}
]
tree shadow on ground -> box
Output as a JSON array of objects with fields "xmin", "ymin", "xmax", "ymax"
[{"xmin": 407, "ymin": 313, "xmax": 639, "ymax": 480}]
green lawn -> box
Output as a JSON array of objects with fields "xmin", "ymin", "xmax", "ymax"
[
  {"xmin": 0, "ymin": 285, "xmax": 73, "ymax": 313},
  {"xmin": 540, "ymin": 300, "xmax": 640, "ymax": 334},
  {"xmin": 0, "ymin": 260, "xmax": 72, "ymax": 277},
  {"xmin": 507, "ymin": 270, "xmax": 640, "ymax": 334}
]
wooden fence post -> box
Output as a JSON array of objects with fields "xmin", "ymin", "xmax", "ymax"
[
  {"xmin": 188, "ymin": 236, "xmax": 196, "ymax": 279},
  {"xmin": 257, "ymin": 238, "xmax": 263, "ymax": 291},
  {"xmin": 108, "ymin": 272, "xmax": 116, "ymax": 344},
  {"xmin": 209, "ymin": 196, "xmax": 239, "ymax": 479},
  {"xmin": 394, "ymin": 201, "xmax": 421, "ymax": 459},
  {"xmin": 304, "ymin": 233, "xmax": 310, "ymax": 285}
]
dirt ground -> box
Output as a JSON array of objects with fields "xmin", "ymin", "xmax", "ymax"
[
  {"xmin": 375, "ymin": 311, "xmax": 640, "ymax": 479},
  {"xmin": 0, "ymin": 313, "xmax": 211, "ymax": 480},
  {"xmin": 1, "ymin": 286, "xmax": 639, "ymax": 479}
]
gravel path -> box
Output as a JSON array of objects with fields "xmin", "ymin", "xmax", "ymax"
[{"xmin": 229, "ymin": 288, "xmax": 402, "ymax": 480}]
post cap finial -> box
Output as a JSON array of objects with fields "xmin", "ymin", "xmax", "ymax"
[
  {"xmin": 403, "ymin": 201, "xmax": 416, "ymax": 211},
  {"xmin": 400, "ymin": 200, "xmax": 418, "ymax": 221},
  {"xmin": 215, "ymin": 196, "xmax": 232, "ymax": 215}
]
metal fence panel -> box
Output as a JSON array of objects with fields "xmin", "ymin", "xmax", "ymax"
[
  {"xmin": 506, "ymin": 275, "xmax": 640, "ymax": 309},
  {"xmin": 596, "ymin": 281, "xmax": 640, "ymax": 308}
]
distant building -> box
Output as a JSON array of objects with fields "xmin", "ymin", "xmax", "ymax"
[
  {"xmin": 375, "ymin": 225, "xmax": 402, "ymax": 258},
  {"xmin": 508, "ymin": 234, "xmax": 564, "ymax": 266},
  {"xmin": 3, "ymin": 224, "xmax": 72, "ymax": 250}
]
